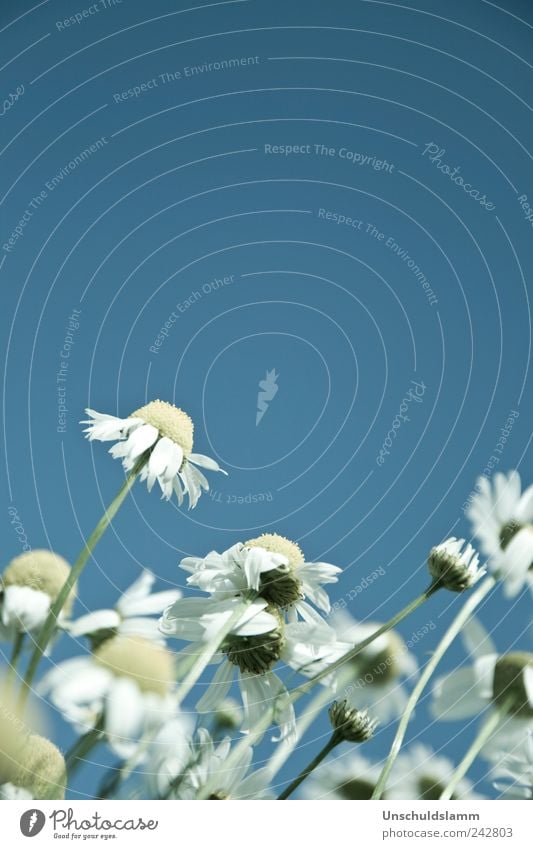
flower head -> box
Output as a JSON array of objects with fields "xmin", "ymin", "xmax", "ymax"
[
  {"xmin": 467, "ymin": 471, "xmax": 533, "ymax": 596},
  {"xmin": 428, "ymin": 537, "xmax": 485, "ymax": 592},
  {"xmin": 1, "ymin": 550, "xmax": 74, "ymax": 637},
  {"xmin": 82, "ymin": 401, "xmax": 226, "ymax": 508},
  {"xmin": 39, "ymin": 635, "xmax": 177, "ymax": 756},
  {"xmin": 12, "ymin": 735, "xmax": 66, "ymax": 800},
  {"xmin": 182, "ymin": 533, "xmax": 341, "ymax": 621},
  {"xmin": 328, "ymin": 700, "xmax": 378, "ymax": 743}
]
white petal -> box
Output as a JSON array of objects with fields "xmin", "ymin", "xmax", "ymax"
[
  {"xmin": 189, "ymin": 453, "xmax": 226, "ymax": 473},
  {"xmin": 431, "ymin": 668, "xmax": 488, "ymax": 720},
  {"xmin": 117, "ymin": 570, "xmax": 155, "ymax": 609},
  {"xmin": 105, "ymin": 678, "xmax": 145, "ymax": 750},
  {"xmin": 67, "ymin": 609, "xmax": 120, "ymax": 637},
  {"xmin": 2, "ymin": 586, "xmax": 51, "ymax": 632},
  {"xmin": 196, "ymin": 660, "xmax": 233, "ymax": 712}
]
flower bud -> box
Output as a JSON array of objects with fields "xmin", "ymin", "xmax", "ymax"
[
  {"xmin": 428, "ymin": 537, "xmax": 484, "ymax": 592},
  {"xmin": 328, "ymin": 700, "xmax": 378, "ymax": 743},
  {"xmin": 13, "ymin": 735, "xmax": 66, "ymax": 799}
]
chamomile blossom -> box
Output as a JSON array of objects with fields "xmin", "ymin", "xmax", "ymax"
[
  {"xmin": 66, "ymin": 570, "xmax": 181, "ymax": 647},
  {"xmin": 181, "ymin": 533, "xmax": 341, "ymax": 621},
  {"xmin": 160, "ymin": 596, "xmax": 347, "ymax": 741},
  {"xmin": 82, "ymin": 400, "xmax": 226, "ymax": 509},
  {"xmin": 387, "ymin": 743, "xmax": 482, "ymax": 800},
  {"xmin": 467, "ymin": 471, "xmax": 533, "ymax": 596},
  {"xmin": 38, "ymin": 635, "xmax": 177, "ymax": 757},
  {"xmin": 150, "ymin": 727, "xmax": 270, "ymax": 800},
  {"xmin": 431, "ymin": 620, "xmax": 533, "ymax": 749},
  {"xmin": 331, "ymin": 611, "xmax": 418, "ymax": 722},
  {"xmin": 0, "ymin": 550, "xmax": 75, "ymax": 640},
  {"xmin": 303, "ymin": 752, "xmax": 386, "ymax": 800}
]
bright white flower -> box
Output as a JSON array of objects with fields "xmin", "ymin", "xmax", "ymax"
[
  {"xmin": 0, "ymin": 550, "xmax": 75, "ymax": 640},
  {"xmin": 331, "ymin": 611, "xmax": 418, "ymax": 723},
  {"xmin": 467, "ymin": 471, "xmax": 533, "ymax": 596},
  {"xmin": 66, "ymin": 570, "xmax": 181, "ymax": 646},
  {"xmin": 431, "ymin": 619, "xmax": 533, "ymax": 750},
  {"xmin": 303, "ymin": 751, "xmax": 385, "ymax": 800},
  {"xmin": 491, "ymin": 730, "xmax": 533, "ymax": 799},
  {"xmin": 428, "ymin": 537, "xmax": 485, "ymax": 592},
  {"xmin": 38, "ymin": 635, "xmax": 177, "ymax": 757},
  {"xmin": 160, "ymin": 596, "xmax": 347, "ymax": 741},
  {"xmin": 151, "ymin": 727, "xmax": 270, "ymax": 799},
  {"xmin": 82, "ymin": 400, "xmax": 226, "ymax": 509},
  {"xmin": 181, "ymin": 533, "xmax": 341, "ymax": 620},
  {"xmin": 388, "ymin": 743, "xmax": 482, "ymax": 800}
]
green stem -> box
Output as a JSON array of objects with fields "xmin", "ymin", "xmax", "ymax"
[
  {"xmin": 19, "ymin": 463, "xmax": 142, "ymax": 710},
  {"xmin": 290, "ymin": 581, "xmax": 441, "ymax": 700},
  {"xmin": 440, "ymin": 698, "xmax": 511, "ymax": 800},
  {"xmin": 371, "ymin": 575, "xmax": 496, "ymax": 800},
  {"xmin": 7, "ymin": 632, "xmax": 25, "ymax": 686},
  {"xmin": 277, "ymin": 733, "xmax": 341, "ymax": 799},
  {"xmin": 66, "ymin": 723, "xmax": 104, "ymax": 776}
]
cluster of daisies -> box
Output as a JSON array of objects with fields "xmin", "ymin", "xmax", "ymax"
[{"xmin": 0, "ymin": 401, "xmax": 531, "ymax": 801}]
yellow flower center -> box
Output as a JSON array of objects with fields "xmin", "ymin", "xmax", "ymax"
[
  {"xmin": 493, "ymin": 652, "xmax": 533, "ymax": 718},
  {"xmin": 131, "ymin": 400, "xmax": 194, "ymax": 456},
  {"xmin": 245, "ymin": 533, "xmax": 304, "ymax": 608},
  {"xmin": 94, "ymin": 635, "xmax": 174, "ymax": 696},
  {"xmin": 2, "ymin": 550, "xmax": 75, "ymax": 614}
]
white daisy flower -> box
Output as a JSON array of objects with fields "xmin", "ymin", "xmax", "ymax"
[
  {"xmin": 38, "ymin": 635, "xmax": 177, "ymax": 757},
  {"xmin": 387, "ymin": 743, "xmax": 482, "ymax": 800},
  {"xmin": 303, "ymin": 751, "xmax": 386, "ymax": 800},
  {"xmin": 0, "ymin": 550, "xmax": 75, "ymax": 640},
  {"xmin": 431, "ymin": 619, "xmax": 533, "ymax": 748},
  {"xmin": 182, "ymin": 533, "xmax": 341, "ymax": 620},
  {"xmin": 160, "ymin": 596, "xmax": 347, "ymax": 741},
  {"xmin": 331, "ymin": 611, "xmax": 418, "ymax": 723},
  {"xmin": 428, "ymin": 537, "xmax": 485, "ymax": 592},
  {"xmin": 154, "ymin": 727, "xmax": 270, "ymax": 800},
  {"xmin": 66, "ymin": 569, "xmax": 181, "ymax": 647},
  {"xmin": 491, "ymin": 730, "xmax": 533, "ymax": 799},
  {"xmin": 82, "ymin": 400, "xmax": 226, "ymax": 509},
  {"xmin": 467, "ymin": 471, "xmax": 533, "ymax": 596}
]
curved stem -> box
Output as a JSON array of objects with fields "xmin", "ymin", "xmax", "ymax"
[
  {"xmin": 19, "ymin": 463, "xmax": 142, "ymax": 710},
  {"xmin": 7, "ymin": 632, "xmax": 25, "ymax": 687},
  {"xmin": 371, "ymin": 576, "xmax": 496, "ymax": 800},
  {"xmin": 290, "ymin": 581, "xmax": 441, "ymax": 700},
  {"xmin": 277, "ymin": 733, "xmax": 340, "ymax": 800},
  {"xmin": 440, "ymin": 698, "xmax": 511, "ymax": 800}
]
